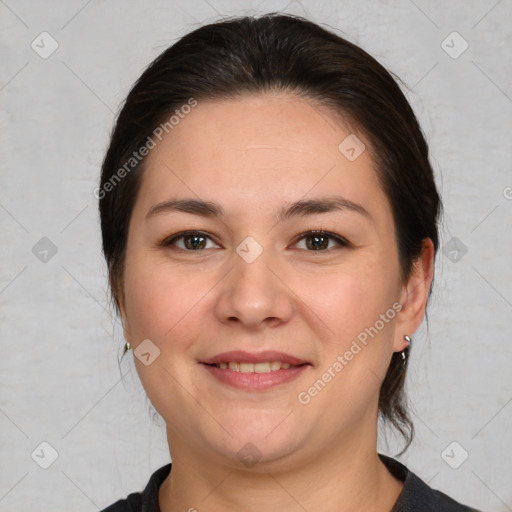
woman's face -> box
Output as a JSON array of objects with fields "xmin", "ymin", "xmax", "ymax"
[{"xmin": 120, "ymin": 93, "xmax": 426, "ymax": 469}]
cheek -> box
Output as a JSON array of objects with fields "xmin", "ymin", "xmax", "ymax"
[
  {"xmin": 121, "ymin": 255, "xmax": 203, "ymax": 412},
  {"xmin": 293, "ymin": 265, "xmax": 399, "ymax": 418},
  {"xmin": 296, "ymin": 258, "xmax": 401, "ymax": 412},
  {"xmin": 299, "ymin": 258, "xmax": 399, "ymax": 341},
  {"xmin": 122, "ymin": 253, "xmax": 190, "ymax": 342}
]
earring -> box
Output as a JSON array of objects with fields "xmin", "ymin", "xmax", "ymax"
[
  {"xmin": 401, "ymin": 335, "xmax": 411, "ymax": 366},
  {"xmin": 125, "ymin": 342, "xmax": 131, "ymax": 352}
]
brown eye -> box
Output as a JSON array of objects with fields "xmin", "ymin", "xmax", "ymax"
[
  {"xmin": 295, "ymin": 231, "xmax": 349, "ymax": 251},
  {"xmin": 183, "ymin": 234, "xmax": 207, "ymax": 250},
  {"xmin": 162, "ymin": 231, "xmax": 218, "ymax": 251}
]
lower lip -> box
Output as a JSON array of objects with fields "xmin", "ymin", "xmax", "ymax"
[{"xmin": 201, "ymin": 363, "xmax": 310, "ymax": 391}]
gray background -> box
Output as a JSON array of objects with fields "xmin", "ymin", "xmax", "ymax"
[{"xmin": 1, "ymin": 0, "xmax": 511, "ymax": 510}]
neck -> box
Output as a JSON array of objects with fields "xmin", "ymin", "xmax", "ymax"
[{"xmin": 159, "ymin": 425, "xmax": 404, "ymax": 512}]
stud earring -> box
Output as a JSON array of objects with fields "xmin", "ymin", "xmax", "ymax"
[
  {"xmin": 125, "ymin": 342, "xmax": 131, "ymax": 352},
  {"xmin": 401, "ymin": 335, "xmax": 411, "ymax": 366}
]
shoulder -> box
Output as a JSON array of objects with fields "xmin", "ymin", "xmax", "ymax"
[
  {"xmin": 100, "ymin": 492, "xmax": 142, "ymax": 512},
  {"xmin": 100, "ymin": 463, "xmax": 172, "ymax": 512},
  {"xmin": 379, "ymin": 454, "xmax": 482, "ymax": 512}
]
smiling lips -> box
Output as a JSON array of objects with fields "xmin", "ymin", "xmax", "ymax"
[
  {"xmin": 202, "ymin": 350, "xmax": 309, "ymax": 369},
  {"xmin": 201, "ymin": 350, "xmax": 311, "ymax": 390},
  {"xmin": 215, "ymin": 361, "xmax": 293, "ymax": 372}
]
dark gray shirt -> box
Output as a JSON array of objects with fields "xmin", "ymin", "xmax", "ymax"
[{"xmin": 101, "ymin": 454, "xmax": 482, "ymax": 511}]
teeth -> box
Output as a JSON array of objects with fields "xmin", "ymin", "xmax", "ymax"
[
  {"xmin": 254, "ymin": 362, "xmax": 270, "ymax": 373},
  {"xmin": 215, "ymin": 361, "xmax": 293, "ymax": 372},
  {"xmin": 240, "ymin": 363, "xmax": 255, "ymax": 373}
]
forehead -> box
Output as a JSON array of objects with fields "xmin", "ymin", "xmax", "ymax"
[
  {"xmin": 153, "ymin": 93, "xmax": 359, "ymax": 166},
  {"xmin": 136, "ymin": 93, "xmax": 389, "ymax": 222}
]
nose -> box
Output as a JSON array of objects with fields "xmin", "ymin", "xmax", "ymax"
[{"xmin": 213, "ymin": 245, "xmax": 294, "ymax": 330}]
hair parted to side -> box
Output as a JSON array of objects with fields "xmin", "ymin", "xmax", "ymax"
[{"xmin": 99, "ymin": 13, "xmax": 441, "ymax": 454}]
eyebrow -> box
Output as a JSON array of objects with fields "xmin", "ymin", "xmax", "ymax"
[{"xmin": 145, "ymin": 196, "xmax": 372, "ymax": 222}]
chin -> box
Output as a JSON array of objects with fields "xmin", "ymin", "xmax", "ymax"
[{"xmin": 204, "ymin": 419, "xmax": 306, "ymax": 471}]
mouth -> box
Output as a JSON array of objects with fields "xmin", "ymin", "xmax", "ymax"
[
  {"xmin": 200, "ymin": 350, "xmax": 311, "ymax": 390},
  {"xmin": 201, "ymin": 350, "xmax": 310, "ymax": 367},
  {"xmin": 204, "ymin": 361, "xmax": 308, "ymax": 373}
]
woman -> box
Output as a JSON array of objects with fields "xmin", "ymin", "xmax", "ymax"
[{"xmin": 98, "ymin": 13, "xmax": 481, "ymax": 512}]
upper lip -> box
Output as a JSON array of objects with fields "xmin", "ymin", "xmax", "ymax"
[{"xmin": 201, "ymin": 350, "xmax": 310, "ymax": 366}]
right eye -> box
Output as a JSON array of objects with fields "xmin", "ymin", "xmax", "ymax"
[{"xmin": 161, "ymin": 231, "xmax": 220, "ymax": 251}]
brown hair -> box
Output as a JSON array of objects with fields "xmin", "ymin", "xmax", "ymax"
[{"xmin": 99, "ymin": 13, "xmax": 441, "ymax": 453}]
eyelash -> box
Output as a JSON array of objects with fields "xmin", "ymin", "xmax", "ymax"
[{"xmin": 160, "ymin": 230, "xmax": 351, "ymax": 252}]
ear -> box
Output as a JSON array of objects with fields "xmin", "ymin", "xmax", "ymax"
[{"xmin": 393, "ymin": 238, "xmax": 435, "ymax": 352}]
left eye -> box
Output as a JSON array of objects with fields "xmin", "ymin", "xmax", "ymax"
[{"xmin": 294, "ymin": 231, "xmax": 349, "ymax": 251}]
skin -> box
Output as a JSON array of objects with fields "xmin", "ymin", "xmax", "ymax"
[{"xmin": 119, "ymin": 93, "xmax": 434, "ymax": 512}]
